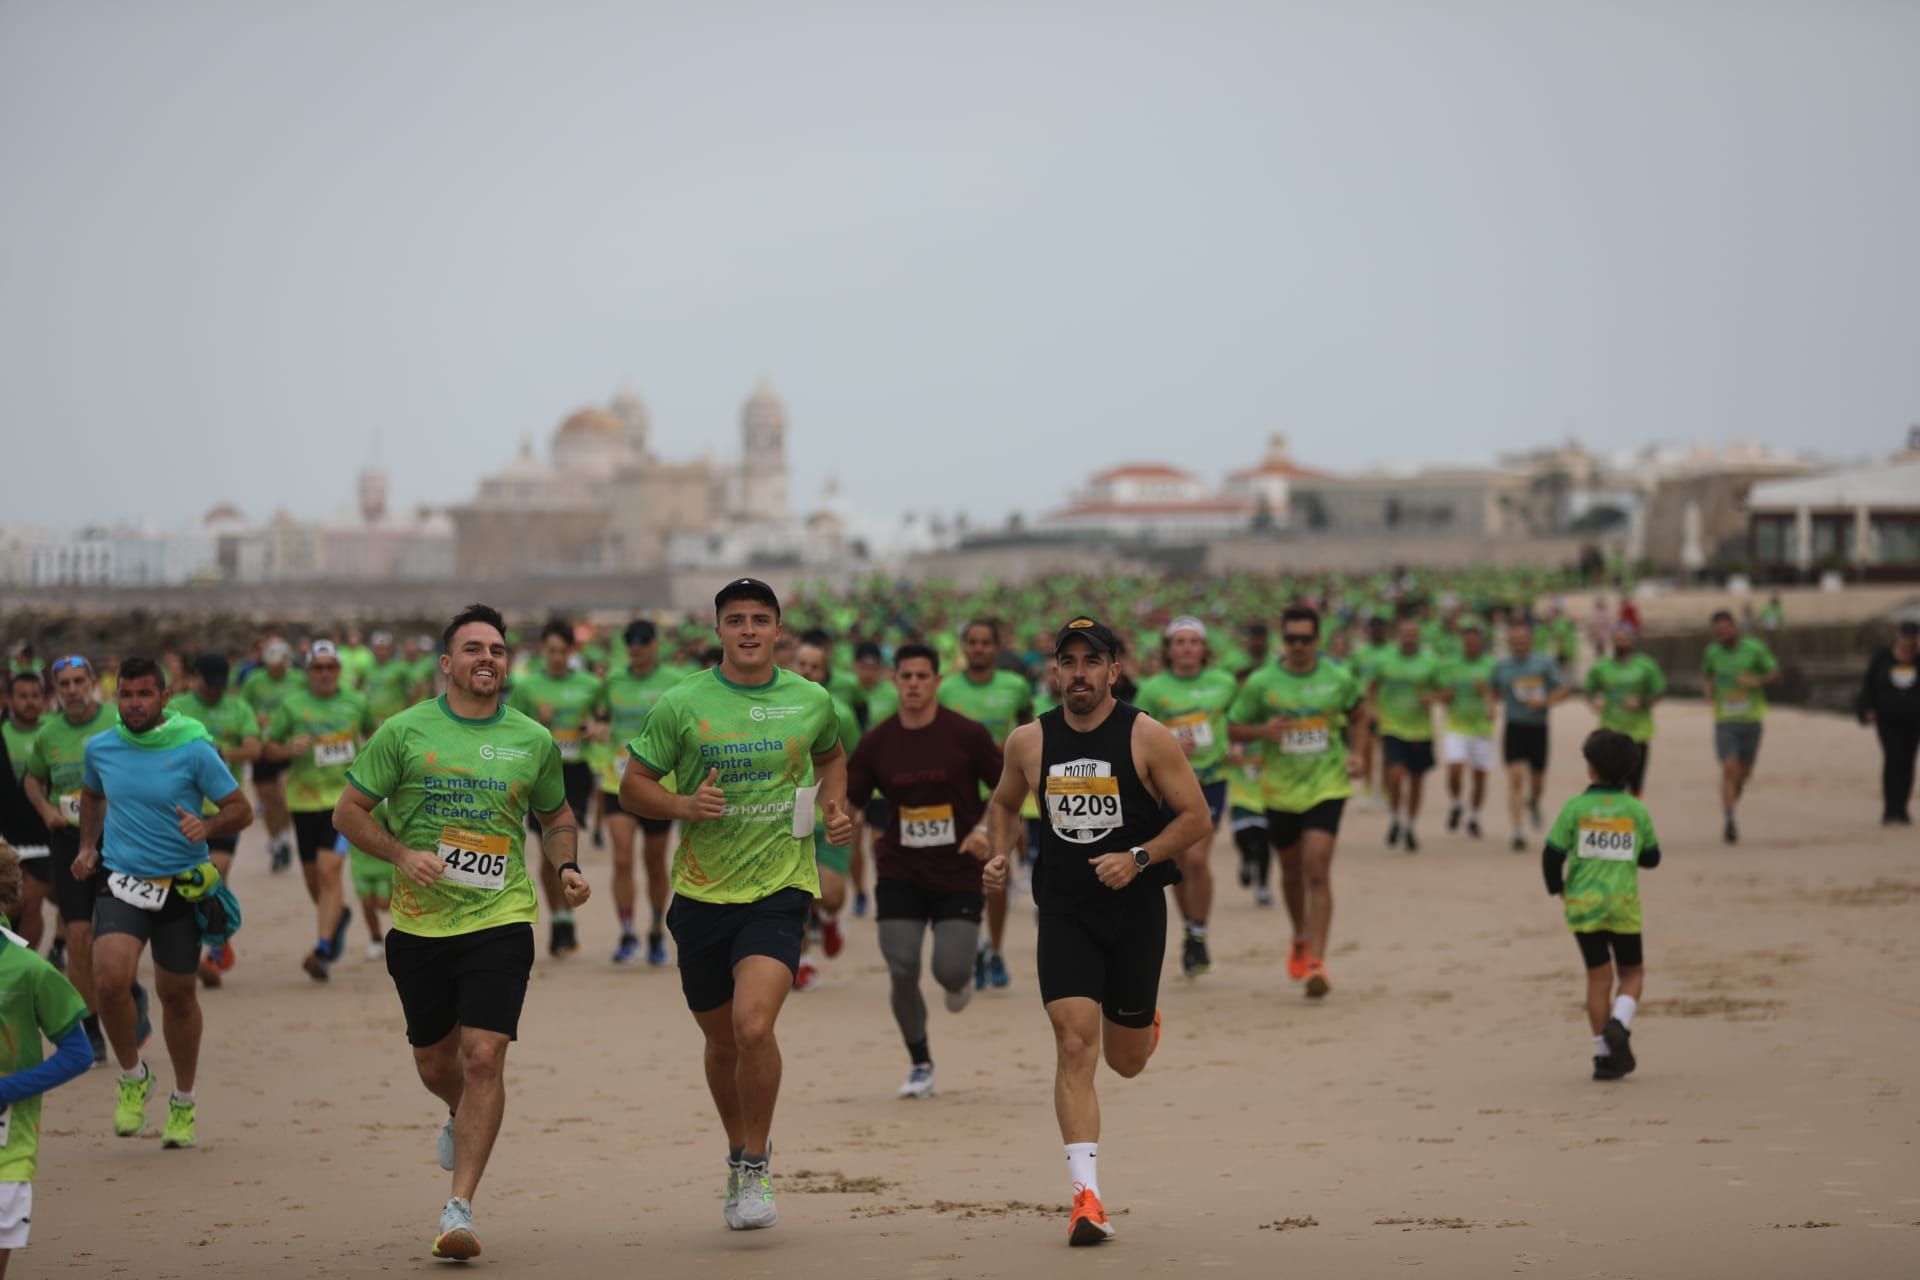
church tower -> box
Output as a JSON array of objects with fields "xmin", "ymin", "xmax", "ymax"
[{"xmin": 737, "ymin": 382, "xmax": 790, "ymax": 522}]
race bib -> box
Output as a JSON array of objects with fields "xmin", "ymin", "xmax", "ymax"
[
  {"xmin": 313, "ymin": 735, "xmax": 357, "ymax": 768},
  {"xmin": 614, "ymin": 752, "xmax": 630, "ymax": 778},
  {"xmin": 1046, "ymin": 775, "xmax": 1122, "ymax": 832},
  {"xmin": 1576, "ymin": 816, "xmax": 1637, "ymax": 862},
  {"xmin": 553, "ymin": 728, "xmax": 584, "ymax": 762},
  {"xmin": 791, "ymin": 784, "xmax": 820, "ymax": 838},
  {"xmin": 106, "ymin": 871, "xmax": 171, "ymax": 912},
  {"xmin": 899, "ymin": 804, "xmax": 956, "ymax": 849},
  {"xmin": 14, "ymin": 844, "xmax": 49, "ymax": 861},
  {"xmin": 1513, "ymin": 676, "xmax": 1545, "ymax": 703},
  {"xmin": 436, "ymin": 826, "xmax": 510, "ymax": 891},
  {"xmin": 1280, "ymin": 716, "xmax": 1330, "ymax": 756},
  {"xmin": 1167, "ymin": 712, "xmax": 1214, "ymax": 753},
  {"xmin": 1891, "ymin": 665, "xmax": 1915, "ymax": 691},
  {"xmin": 59, "ymin": 793, "xmax": 82, "ymax": 823},
  {"xmin": 1719, "ymin": 693, "xmax": 1751, "ymax": 716}
]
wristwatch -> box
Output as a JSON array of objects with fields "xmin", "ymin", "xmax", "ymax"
[{"xmin": 1130, "ymin": 846, "xmax": 1151, "ymax": 871}]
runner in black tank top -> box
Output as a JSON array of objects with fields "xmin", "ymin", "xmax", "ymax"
[{"xmin": 983, "ymin": 616, "xmax": 1214, "ymax": 1248}]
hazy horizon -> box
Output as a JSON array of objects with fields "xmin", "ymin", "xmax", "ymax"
[{"xmin": 4, "ymin": 3, "xmax": 1917, "ymax": 533}]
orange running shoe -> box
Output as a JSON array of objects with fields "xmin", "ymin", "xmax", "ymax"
[
  {"xmin": 1068, "ymin": 1185, "xmax": 1115, "ymax": 1246},
  {"xmin": 215, "ymin": 941, "xmax": 237, "ymax": 973},
  {"xmin": 1286, "ymin": 939, "xmax": 1311, "ymax": 982},
  {"xmin": 1304, "ymin": 960, "xmax": 1331, "ymax": 999},
  {"xmin": 197, "ymin": 954, "xmax": 222, "ymax": 989}
]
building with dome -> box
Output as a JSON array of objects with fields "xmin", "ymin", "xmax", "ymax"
[{"xmin": 448, "ymin": 383, "xmax": 795, "ymax": 578}]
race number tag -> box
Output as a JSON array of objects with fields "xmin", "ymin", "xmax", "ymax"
[
  {"xmin": 1280, "ymin": 716, "xmax": 1330, "ymax": 756},
  {"xmin": 106, "ymin": 871, "xmax": 171, "ymax": 912},
  {"xmin": 1046, "ymin": 775, "xmax": 1122, "ymax": 832},
  {"xmin": 614, "ymin": 752, "xmax": 630, "ymax": 778},
  {"xmin": 1576, "ymin": 816, "xmax": 1637, "ymax": 862},
  {"xmin": 1891, "ymin": 665, "xmax": 1915, "ymax": 690},
  {"xmin": 791, "ymin": 784, "xmax": 820, "ymax": 838},
  {"xmin": 13, "ymin": 844, "xmax": 49, "ymax": 861},
  {"xmin": 313, "ymin": 734, "xmax": 357, "ymax": 768},
  {"xmin": 59, "ymin": 793, "xmax": 82, "ymax": 823},
  {"xmin": 1719, "ymin": 693, "xmax": 1751, "ymax": 717},
  {"xmin": 553, "ymin": 728, "xmax": 584, "ymax": 762},
  {"xmin": 1167, "ymin": 712, "xmax": 1214, "ymax": 753},
  {"xmin": 899, "ymin": 804, "xmax": 956, "ymax": 849},
  {"xmin": 1513, "ymin": 676, "xmax": 1545, "ymax": 704},
  {"xmin": 437, "ymin": 827, "xmax": 510, "ymax": 891}
]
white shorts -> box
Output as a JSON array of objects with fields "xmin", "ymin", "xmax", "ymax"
[
  {"xmin": 1441, "ymin": 732, "xmax": 1496, "ymax": 772},
  {"xmin": 0, "ymin": 1181, "xmax": 32, "ymax": 1248}
]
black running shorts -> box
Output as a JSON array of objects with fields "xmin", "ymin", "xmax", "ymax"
[
  {"xmin": 1036, "ymin": 889, "xmax": 1167, "ymax": 1030},
  {"xmin": 1504, "ymin": 723, "xmax": 1550, "ymax": 773},
  {"xmin": 874, "ymin": 878, "xmax": 985, "ymax": 925},
  {"xmin": 292, "ymin": 810, "xmax": 342, "ymax": 864},
  {"xmin": 93, "ymin": 881, "xmax": 201, "ymax": 975},
  {"xmin": 385, "ymin": 922, "xmax": 536, "ymax": 1046},
  {"xmin": 666, "ymin": 887, "xmax": 811, "ymax": 1014},
  {"xmin": 1265, "ymin": 798, "xmax": 1347, "ymax": 851},
  {"xmin": 1574, "ymin": 930, "xmax": 1643, "ymax": 970}
]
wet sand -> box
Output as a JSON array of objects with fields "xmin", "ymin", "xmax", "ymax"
[{"xmin": 30, "ymin": 700, "xmax": 1918, "ymax": 1278}]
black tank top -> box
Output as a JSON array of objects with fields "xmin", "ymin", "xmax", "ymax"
[{"xmin": 1033, "ymin": 701, "xmax": 1176, "ymax": 909}]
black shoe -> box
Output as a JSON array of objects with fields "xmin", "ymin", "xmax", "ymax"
[
  {"xmin": 1238, "ymin": 861, "xmax": 1254, "ymax": 889},
  {"xmin": 1403, "ymin": 828, "xmax": 1420, "ymax": 854},
  {"xmin": 591, "ymin": 826, "xmax": 605, "ymax": 850},
  {"xmin": 549, "ymin": 918, "xmax": 579, "ymax": 956},
  {"xmin": 1511, "ymin": 834, "xmax": 1527, "ymax": 852},
  {"xmin": 1466, "ymin": 816, "xmax": 1482, "ymax": 839},
  {"xmin": 1386, "ymin": 820, "xmax": 1401, "ymax": 848},
  {"xmin": 270, "ymin": 841, "xmax": 292, "ymax": 872},
  {"xmin": 1603, "ymin": 1018, "xmax": 1636, "ymax": 1076},
  {"xmin": 330, "ymin": 906, "xmax": 352, "ymax": 958},
  {"xmin": 1723, "ymin": 818, "xmax": 1738, "ymax": 845},
  {"xmin": 1592, "ymin": 1054, "xmax": 1626, "ymax": 1082},
  {"xmin": 1181, "ymin": 930, "xmax": 1212, "ymax": 977},
  {"xmin": 48, "ymin": 938, "xmax": 67, "ymax": 973},
  {"xmin": 1447, "ymin": 804, "xmax": 1461, "ymax": 831}
]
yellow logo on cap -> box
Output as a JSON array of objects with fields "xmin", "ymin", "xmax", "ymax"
[{"xmin": 1069, "ymin": 618, "xmax": 1095, "ymax": 629}]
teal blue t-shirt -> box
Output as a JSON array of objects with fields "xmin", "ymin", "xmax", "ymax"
[{"xmin": 81, "ymin": 724, "xmax": 237, "ymax": 878}]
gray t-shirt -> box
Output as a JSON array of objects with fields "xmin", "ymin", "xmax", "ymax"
[{"xmin": 1492, "ymin": 653, "xmax": 1565, "ymax": 727}]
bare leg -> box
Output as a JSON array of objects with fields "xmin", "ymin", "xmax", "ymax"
[
  {"xmin": 1048, "ymin": 997, "xmax": 1103, "ymax": 1143},
  {"xmin": 449, "ymin": 1028, "xmax": 509, "ymax": 1202},
  {"xmin": 1507, "ymin": 762, "xmax": 1529, "ymax": 834},
  {"xmin": 1176, "ymin": 827, "xmax": 1215, "ymax": 926},
  {"xmin": 641, "ymin": 829, "xmax": 671, "ymax": 922},
  {"xmin": 312, "ymin": 850, "xmax": 345, "ymax": 948},
  {"xmin": 1616, "ymin": 964, "xmax": 1645, "ymax": 1004},
  {"xmin": 1274, "ymin": 840, "xmax": 1307, "ymax": 938},
  {"xmin": 1405, "ymin": 770, "xmax": 1426, "ymax": 821},
  {"xmin": 17, "ymin": 878, "xmax": 48, "ymax": 951},
  {"xmin": 608, "ymin": 812, "xmax": 637, "ymax": 922},
  {"xmin": 93, "ymin": 932, "xmax": 144, "ymax": 1070},
  {"xmin": 1469, "ymin": 768, "xmax": 1487, "ymax": 812},
  {"xmin": 1300, "ymin": 829, "xmax": 1336, "ymax": 960},
  {"xmin": 153, "ymin": 966, "xmax": 202, "ymax": 1092},
  {"xmin": 1586, "ymin": 963, "xmax": 1613, "ymax": 1035},
  {"xmin": 691, "ymin": 956, "xmax": 792, "ymax": 1155},
  {"xmin": 412, "ymin": 1028, "xmax": 465, "ymax": 1113},
  {"xmin": 1102, "ymin": 1014, "xmax": 1157, "ymax": 1079}
]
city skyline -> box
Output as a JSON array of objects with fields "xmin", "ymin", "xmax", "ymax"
[{"xmin": 4, "ymin": 5, "xmax": 1917, "ymax": 532}]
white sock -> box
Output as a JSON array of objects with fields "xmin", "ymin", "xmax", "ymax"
[
  {"xmin": 171, "ymin": 1088, "xmax": 196, "ymax": 1105},
  {"xmin": 1065, "ymin": 1142, "xmax": 1099, "ymax": 1196},
  {"xmin": 1393, "ymin": 808, "xmax": 1408, "ymax": 825},
  {"xmin": 122, "ymin": 1061, "xmax": 148, "ymax": 1083},
  {"xmin": 1612, "ymin": 994, "xmax": 1637, "ymax": 1028},
  {"xmin": 1187, "ymin": 922, "xmax": 1207, "ymax": 938},
  {"xmin": 1593, "ymin": 1034, "xmax": 1610, "ymax": 1057}
]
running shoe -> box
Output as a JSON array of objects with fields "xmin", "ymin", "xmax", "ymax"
[
  {"xmin": 722, "ymin": 1160, "xmax": 744, "ymax": 1230},
  {"xmin": 898, "ymin": 1063, "xmax": 936, "ymax": 1099},
  {"xmin": 329, "ymin": 906, "xmax": 352, "ymax": 959},
  {"xmin": 1068, "ymin": 1185, "xmax": 1115, "ymax": 1246},
  {"xmin": 215, "ymin": 940, "xmax": 237, "ymax": 973},
  {"xmin": 549, "ymin": 918, "xmax": 580, "ymax": 957},
  {"xmin": 1723, "ymin": 818, "xmax": 1738, "ymax": 845},
  {"xmin": 1304, "ymin": 961, "xmax": 1331, "ymax": 1000},
  {"xmin": 162, "ymin": 1097, "xmax": 197, "ymax": 1149},
  {"xmin": 1528, "ymin": 801, "xmax": 1544, "ymax": 830},
  {"xmin": 612, "ymin": 933, "xmax": 641, "ymax": 965},
  {"xmin": 1181, "ymin": 930, "xmax": 1212, "ymax": 977},
  {"xmin": 88, "ymin": 1021, "xmax": 107, "ymax": 1067},
  {"xmin": 302, "ymin": 950, "xmax": 330, "ymax": 983},
  {"xmin": 646, "ymin": 931, "xmax": 669, "ymax": 967},
  {"xmin": 1253, "ymin": 885, "xmax": 1275, "ymax": 909},
  {"xmin": 820, "ymin": 915, "xmax": 845, "ymax": 959},
  {"xmin": 133, "ymin": 982, "xmax": 151, "ymax": 1048},
  {"xmin": 1603, "ymin": 1018, "xmax": 1636, "ymax": 1076},
  {"xmin": 1386, "ymin": 820, "xmax": 1401, "ymax": 848},
  {"xmin": 1510, "ymin": 834, "xmax": 1527, "ymax": 852},
  {"xmin": 987, "ymin": 949, "xmax": 1010, "ymax": 989},
  {"xmin": 198, "ymin": 952, "xmax": 223, "ymax": 989},
  {"xmin": 437, "ymin": 1112, "xmax": 456, "ymax": 1171},
  {"xmin": 793, "ymin": 958, "xmax": 820, "ymax": 991},
  {"xmin": 732, "ymin": 1160, "xmax": 778, "ymax": 1230},
  {"xmin": 1447, "ymin": 803, "xmax": 1462, "ymax": 831},
  {"xmin": 114, "ymin": 1067, "xmax": 152, "ymax": 1137},
  {"xmin": 1286, "ymin": 939, "xmax": 1311, "ymax": 982},
  {"xmin": 364, "ymin": 940, "xmax": 385, "ymax": 961},
  {"xmin": 591, "ymin": 825, "xmax": 605, "ymax": 850},
  {"xmin": 1592, "ymin": 1054, "xmax": 1626, "ymax": 1082},
  {"xmin": 973, "ymin": 945, "xmax": 989, "ymax": 990},
  {"xmin": 1238, "ymin": 861, "xmax": 1254, "ymax": 889},
  {"xmin": 852, "ymin": 889, "xmax": 870, "ymax": 918},
  {"xmin": 1466, "ymin": 816, "xmax": 1482, "ymax": 839},
  {"xmin": 944, "ymin": 981, "xmax": 973, "ymax": 1013},
  {"xmin": 1403, "ymin": 828, "xmax": 1420, "ymax": 854},
  {"xmin": 432, "ymin": 1197, "xmax": 481, "ymax": 1260},
  {"xmin": 270, "ymin": 839, "xmax": 292, "ymax": 872}
]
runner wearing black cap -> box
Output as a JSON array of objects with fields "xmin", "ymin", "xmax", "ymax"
[
  {"xmin": 621, "ymin": 578, "xmax": 854, "ymax": 1232},
  {"xmin": 983, "ymin": 616, "xmax": 1211, "ymax": 1247}
]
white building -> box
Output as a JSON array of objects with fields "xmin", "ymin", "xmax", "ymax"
[{"xmin": 1036, "ymin": 437, "xmax": 1330, "ymax": 545}]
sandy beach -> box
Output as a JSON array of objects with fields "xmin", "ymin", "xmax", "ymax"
[{"xmin": 29, "ymin": 698, "xmax": 1918, "ymax": 1278}]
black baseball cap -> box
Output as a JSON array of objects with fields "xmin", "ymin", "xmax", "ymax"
[
  {"xmin": 193, "ymin": 653, "xmax": 231, "ymax": 686},
  {"xmin": 624, "ymin": 619, "xmax": 658, "ymax": 646},
  {"xmin": 715, "ymin": 578, "xmax": 781, "ymax": 618},
  {"xmin": 1054, "ymin": 616, "xmax": 1119, "ymax": 657}
]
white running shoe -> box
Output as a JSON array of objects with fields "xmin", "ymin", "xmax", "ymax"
[
  {"xmin": 436, "ymin": 1112, "xmax": 456, "ymax": 1171},
  {"xmin": 944, "ymin": 982, "xmax": 972, "ymax": 1013},
  {"xmin": 722, "ymin": 1160, "xmax": 744, "ymax": 1230},
  {"xmin": 432, "ymin": 1197, "xmax": 480, "ymax": 1260},
  {"xmin": 365, "ymin": 941, "xmax": 386, "ymax": 961},
  {"xmin": 732, "ymin": 1160, "xmax": 778, "ymax": 1229},
  {"xmin": 898, "ymin": 1062, "xmax": 936, "ymax": 1099}
]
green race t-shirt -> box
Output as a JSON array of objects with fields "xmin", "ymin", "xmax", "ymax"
[
  {"xmin": 1372, "ymin": 648, "xmax": 1443, "ymax": 742},
  {"xmin": 507, "ymin": 667, "xmax": 603, "ymax": 767},
  {"xmin": 0, "ymin": 927, "xmax": 89, "ymax": 1181},
  {"xmin": 346, "ymin": 697, "xmax": 566, "ymax": 938},
  {"xmin": 936, "ymin": 669, "xmax": 1032, "ymax": 744},
  {"xmin": 239, "ymin": 666, "xmax": 302, "ymax": 728},
  {"xmin": 1439, "ymin": 654, "xmax": 1497, "ymax": 737},
  {"xmin": 857, "ymin": 678, "xmax": 900, "ymax": 728},
  {"xmin": 1587, "ymin": 653, "xmax": 1666, "ymax": 743},
  {"xmin": 167, "ymin": 690, "xmax": 258, "ymax": 809},
  {"xmin": 269, "ymin": 688, "xmax": 378, "ymax": 813},
  {"xmin": 3, "ymin": 718, "xmax": 43, "ymax": 785},
  {"xmin": 1229, "ymin": 660, "xmax": 1365, "ymax": 813},
  {"xmin": 363, "ymin": 658, "xmax": 421, "ymax": 724},
  {"xmin": 631, "ymin": 668, "xmax": 840, "ymax": 905},
  {"xmin": 1547, "ymin": 787, "xmax": 1659, "ymax": 933},
  {"xmin": 1135, "ymin": 668, "xmax": 1239, "ymax": 783},
  {"xmin": 598, "ymin": 663, "xmax": 690, "ymax": 792},
  {"xmin": 26, "ymin": 705, "xmax": 116, "ymax": 821},
  {"xmin": 1701, "ymin": 636, "xmax": 1778, "ymax": 723}
]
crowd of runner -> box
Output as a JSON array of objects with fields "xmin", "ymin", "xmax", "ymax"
[{"xmin": 1, "ymin": 566, "xmax": 1913, "ymax": 1266}]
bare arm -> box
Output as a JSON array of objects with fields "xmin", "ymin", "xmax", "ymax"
[
  {"xmin": 983, "ymin": 723, "xmax": 1038, "ymax": 888},
  {"xmin": 534, "ymin": 803, "xmax": 591, "ymax": 907},
  {"xmin": 813, "ymin": 746, "xmax": 853, "ymax": 846},
  {"xmin": 1131, "ymin": 718, "xmax": 1212, "ymax": 865},
  {"xmin": 72, "ymin": 788, "xmax": 106, "ymax": 879},
  {"xmin": 620, "ymin": 758, "xmax": 721, "ymax": 823},
  {"xmin": 201, "ymin": 788, "xmax": 253, "ymax": 842},
  {"xmin": 24, "ymin": 772, "xmax": 63, "ymax": 829},
  {"xmin": 332, "ymin": 785, "xmax": 446, "ymax": 890}
]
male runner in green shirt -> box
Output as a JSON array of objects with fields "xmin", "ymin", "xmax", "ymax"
[
  {"xmin": 507, "ymin": 619, "xmax": 604, "ymax": 956},
  {"xmin": 1438, "ymin": 622, "xmax": 1497, "ymax": 838},
  {"xmin": 1369, "ymin": 616, "xmax": 1444, "ymax": 852},
  {"xmin": 1701, "ymin": 610, "xmax": 1781, "ymax": 844},
  {"xmin": 1585, "ymin": 622, "xmax": 1665, "ymax": 797},
  {"xmin": 596, "ymin": 619, "xmax": 687, "ymax": 966}
]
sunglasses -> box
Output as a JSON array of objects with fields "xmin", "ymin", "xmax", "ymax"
[
  {"xmin": 50, "ymin": 655, "xmax": 90, "ymax": 674},
  {"xmin": 1281, "ymin": 633, "xmax": 1316, "ymax": 645}
]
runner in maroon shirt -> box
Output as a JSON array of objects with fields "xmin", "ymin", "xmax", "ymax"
[{"xmin": 846, "ymin": 642, "xmax": 1002, "ymax": 1099}]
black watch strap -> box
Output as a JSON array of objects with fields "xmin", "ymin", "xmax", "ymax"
[{"xmin": 558, "ymin": 860, "xmax": 582, "ymax": 876}]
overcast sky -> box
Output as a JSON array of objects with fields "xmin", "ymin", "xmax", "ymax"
[{"xmin": 4, "ymin": 2, "xmax": 1917, "ymax": 533}]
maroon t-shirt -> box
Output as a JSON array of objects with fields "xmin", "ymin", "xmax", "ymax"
[{"xmin": 846, "ymin": 707, "xmax": 1003, "ymax": 894}]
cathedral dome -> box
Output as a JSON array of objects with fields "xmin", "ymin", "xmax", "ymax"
[
  {"xmin": 742, "ymin": 383, "xmax": 787, "ymax": 432},
  {"xmin": 555, "ymin": 407, "xmax": 623, "ymax": 443}
]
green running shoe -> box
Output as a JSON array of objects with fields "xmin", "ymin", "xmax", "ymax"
[
  {"xmin": 114, "ymin": 1068, "xmax": 152, "ymax": 1137},
  {"xmin": 162, "ymin": 1097, "xmax": 197, "ymax": 1149}
]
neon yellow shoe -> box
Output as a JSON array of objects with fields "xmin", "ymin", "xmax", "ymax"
[
  {"xmin": 114, "ymin": 1068, "xmax": 153, "ymax": 1137},
  {"xmin": 162, "ymin": 1097, "xmax": 197, "ymax": 1149}
]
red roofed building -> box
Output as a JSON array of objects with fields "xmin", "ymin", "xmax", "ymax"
[{"xmin": 1038, "ymin": 437, "xmax": 1325, "ymax": 544}]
